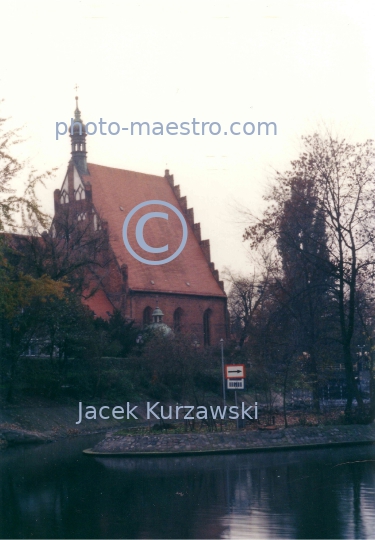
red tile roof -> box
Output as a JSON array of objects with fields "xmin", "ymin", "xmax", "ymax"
[{"xmin": 82, "ymin": 164, "xmax": 225, "ymax": 298}]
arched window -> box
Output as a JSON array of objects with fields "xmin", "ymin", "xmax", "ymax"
[
  {"xmin": 74, "ymin": 184, "xmax": 85, "ymax": 200},
  {"xmin": 60, "ymin": 189, "xmax": 69, "ymax": 204},
  {"xmin": 173, "ymin": 308, "xmax": 184, "ymax": 333},
  {"xmin": 203, "ymin": 309, "xmax": 212, "ymax": 346},
  {"xmin": 143, "ymin": 306, "xmax": 152, "ymax": 327}
]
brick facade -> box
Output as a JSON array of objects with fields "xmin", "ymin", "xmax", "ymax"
[
  {"xmin": 128, "ymin": 291, "xmax": 228, "ymax": 345},
  {"xmin": 53, "ymin": 99, "xmax": 228, "ymax": 345}
]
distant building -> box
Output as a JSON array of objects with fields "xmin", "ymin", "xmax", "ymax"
[{"xmin": 53, "ymin": 98, "xmax": 228, "ymax": 345}]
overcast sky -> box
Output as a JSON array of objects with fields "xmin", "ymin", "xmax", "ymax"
[{"xmin": 1, "ymin": 0, "xmax": 374, "ymax": 277}]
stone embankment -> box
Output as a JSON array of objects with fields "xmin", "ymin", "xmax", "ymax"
[
  {"xmin": 84, "ymin": 424, "xmax": 375, "ymax": 456},
  {"xmin": 0, "ymin": 405, "xmax": 122, "ymax": 448},
  {"xmin": 0, "ymin": 427, "xmax": 54, "ymax": 447}
]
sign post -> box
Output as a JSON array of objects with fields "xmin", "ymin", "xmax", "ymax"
[
  {"xmin": 235, "ymin": 389, "xmax": 238, "ymax": 430},
  {"xmin": 225, "ymin": 364, "xmax": 246, "ymax": 430},
  {"xmin": 220, "ymin": 339, "xmax": 226, "ymax": 409}
]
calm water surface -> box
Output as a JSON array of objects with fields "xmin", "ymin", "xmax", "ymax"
[{"xmin": 0, "ymin": 435, "xmax": 375, "ymax": 539}]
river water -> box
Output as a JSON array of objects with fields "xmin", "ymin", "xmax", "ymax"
[{"xmin": 0, "ymin": 435, "xmax": 375, "ymax": 539}]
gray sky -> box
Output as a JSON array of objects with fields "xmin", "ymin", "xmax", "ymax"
[{"xmin": 1, "ymin": 0, "xmax": 374, "ymax": 276}]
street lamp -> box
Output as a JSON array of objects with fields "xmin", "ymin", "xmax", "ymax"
[
  {"xmin": 220, "ymin": 338, "xmax": 226, "ymax": 408},
  {"xmin": 357, "ymin": 344, "xmax": 365, "ymax": 367}
]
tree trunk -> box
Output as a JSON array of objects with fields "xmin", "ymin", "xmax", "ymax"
[
  {"xmin": 283, "ymin": 367, "xmax": 289, "ymax": 428},
  {"xmin": 368, "ymin": 351, "xmax": 375, "ymax": 422},
  {"xmin": 283, "ymin": 390, "xmax": 288, "ymax": 428},
  {"xmin": 6, "ymin": 353, "xmax": 17, "ymax": 403},
  {"xmin": 309, "ymin": 351, "xmax": 321, "ymax": 413}
]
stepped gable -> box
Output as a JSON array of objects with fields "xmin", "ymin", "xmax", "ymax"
[{"xmin": 81, "ymin": 163, "xmax": 225, "ymax": 297}]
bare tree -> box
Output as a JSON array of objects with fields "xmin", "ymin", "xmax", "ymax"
[
  {"xmin": 245, "ymin": 133, "xmax": 375, "ymax": 417},
  {"xmin": 11, "ymin": 204, "xmax": 115, "ymax": 299},
  {"xmin": 225, "ymin": 267, "xmax": 271, "ymax": 348},
  {"xmin": 0, "ymin": 108, "xmax": 52, "ymax": 233}
]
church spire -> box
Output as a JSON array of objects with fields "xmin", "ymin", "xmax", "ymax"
[
  {"xmin": 70, "ymin": 89, "xmax": 88, "ymax": 175},
  {"xmin": 74, "ymin": 95, "xmax": 81, "ymax": 121}
]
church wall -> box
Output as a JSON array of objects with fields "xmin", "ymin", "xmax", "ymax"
[{"xmin": 127, "ymin": 291, "xmax": 228, "ymax": 345}]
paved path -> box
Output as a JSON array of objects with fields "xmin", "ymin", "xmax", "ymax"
[{"xmin": 84, "ymin": 423, "xmax": 375, "ymax": 456}]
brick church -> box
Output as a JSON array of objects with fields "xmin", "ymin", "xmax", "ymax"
[{"xmin": 54, "ymin": 99, "xmax": 228, "ymax": 345}]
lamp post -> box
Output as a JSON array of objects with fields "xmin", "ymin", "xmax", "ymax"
[
  {"xmin": 357, "ymin": 345, "xmax": 365, "ymax": 373},
  {"xmin": 220, "ymin": 338, "xmax": 226, "ymax": 408},
  {"xmin": 136, "ymin": 334, "xmax": 143, "ymax": 356}
]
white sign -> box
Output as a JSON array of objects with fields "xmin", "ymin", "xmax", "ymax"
[
  {"xmin": 225, "ymin": 364, "xmax": 245, "ymax": 379},
  {"xmin": 227, "ymin": 379, "xmax": 245, "ymax": 390}
]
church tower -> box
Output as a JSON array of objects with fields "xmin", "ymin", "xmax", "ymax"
[{"xmin": 70, "ymin": 96, "xmax": 88, "ymax": 175}]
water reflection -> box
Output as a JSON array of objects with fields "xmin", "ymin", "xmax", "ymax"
[{"xmin": 0, "ymin": 436, "xmax": 374, "ymax": 539}]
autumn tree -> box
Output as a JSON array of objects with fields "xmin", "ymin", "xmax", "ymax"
[
  {"xmin": 0, "ymin": 109, "xmax": 65, "ymax": 401},
  {"xmin": 245, "ymin": 133, "xmax": 375, "ymax": 418}
]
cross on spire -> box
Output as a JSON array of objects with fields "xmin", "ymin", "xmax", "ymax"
[{"xmin": 74, "ymin": 84, "xmax": 80, "ymax": 113}]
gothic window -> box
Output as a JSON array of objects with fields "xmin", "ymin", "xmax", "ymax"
[
  {"xmin": 173, "ymin": 308, "xmax": 184, "ymax": 333},
  {"xmin": 77, "ymin": 212, "xmax": 86, "ymax": 221},
  {"xmin": 60, "ymin": 189, "xmax": 69, "ymax": 204},
  {"xmin": 203, "ymin": 309, "xmax": 212, "ymax": 346},
  {"xmin": 143, "ymin": 306, "xmax": 152, "ymax": 327},
  {"xmin": 74, "ymin": 184, "xmax": 85, "ymax": 200}
]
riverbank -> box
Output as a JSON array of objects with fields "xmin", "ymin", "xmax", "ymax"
[
  {"xmin": 84, "ymin": 423, "xmax": 375, "ymax": 456},
  {"xmin": 0, "ymin": 404, "xmax": 123, "ymax": 447},
  {"xmin": 2, "ymin": 399, "xmax": 374, "ymax": 452}
]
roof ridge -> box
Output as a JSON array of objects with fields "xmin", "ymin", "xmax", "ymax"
[{"xmin": 86, "ymin": 162, "xmax": 164, "ymax": 178}]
